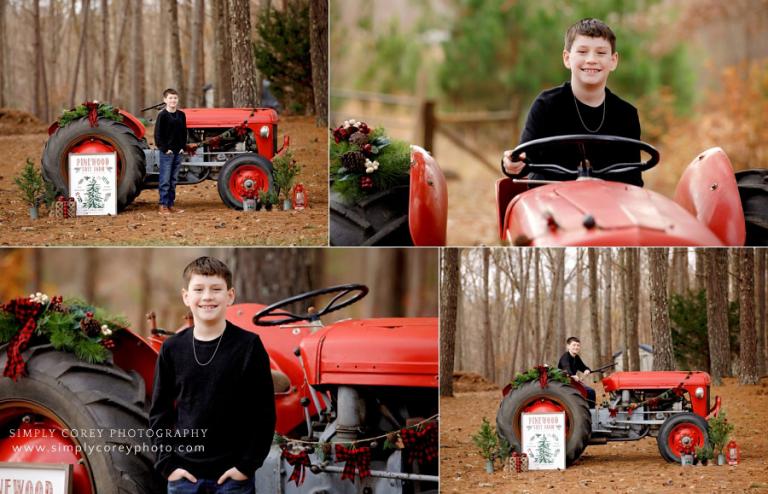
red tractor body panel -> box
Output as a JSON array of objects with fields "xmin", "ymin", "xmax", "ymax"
[
  {"xmin": 118, "ymin": 109, "xmax": 146, "ymax": 140},
  {"xmin": 602, "ymin": 371, "xmax": 712, "ymax": 417},
  {"xmin": 409, "ymin": 146, "xmax": 448, "ymax": 246},
  {"xmin": 673, "ymin": 147, "xmax": 745, "ymax": 246},
  {"xmin": 501, "ymin": 179, "xmax": 725, "ymax": 246},
  {"xmin": 299, "ymin": 318, "xmax": 439, "ymax": 388},
  {"xmin": 183, "ymin": 108, "xmax": 280, "ymax": 159}
]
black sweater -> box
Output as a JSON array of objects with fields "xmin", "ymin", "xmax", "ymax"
[
  {"xmin": 558, "ymin": 352, "xmax": 591, "ymax": 377},
  {"xmin": 520, "ymin": 82, "xmax": 643, "ymax": 186},
  {"xmin": 154, "ymin": 108, "xmax": 187, "ymax": 154},
  {"xmin": 149, "ymin": 321, "xmax": 276, "ymax": 479}
]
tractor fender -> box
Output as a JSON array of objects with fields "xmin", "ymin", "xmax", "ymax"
[
  {"xmin": 673, "ymin": 147, "xmax": 745, "ymax": 246},
  {"xmin": 117, "ymin": 109, "xmax": 146, "ymax": 140},
  {"xmin": 496, "ymin": 177, "xmax": 529, "ymax": 240},
  {"xmin": 409, "ymin": 146, "xmax": 447, "ymax": 246},
  {"xmin": 110, "ymin": 328, "xmax": 161, "ymax": 402}
]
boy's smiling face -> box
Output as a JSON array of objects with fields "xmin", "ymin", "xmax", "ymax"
[
  {"xmin": 182, "ymin": 274, "xmax": 235, "ymax": 326},
  {"xmin": 164, "ymin": 93, "xmax": 179, "ymax": 111},
  {"xmin": 563, "ymin": 35, "xmax": 618, "ymax": 91}
]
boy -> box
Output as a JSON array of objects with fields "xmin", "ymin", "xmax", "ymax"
[
  {"xmin": 503, "ymin": 18, "xmax": 643, "ymax": 186},
  {"xmin": 155, "ymin": 88, "xmax": 187, "ymax": 214},
  {"xmin": 557, "ymin": 336, "xmax": 596, "ymax": 407},
  {"xmin": 149, "ymin": 256, "xmax": 276, "ymax": 494}
]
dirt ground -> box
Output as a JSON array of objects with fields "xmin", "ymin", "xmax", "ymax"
[
  {"xmin": 0, "ymin": 111, "xmax": 327, "ymax": 246},
  {"xmin": 441, "ymin": 375, "xmax": 768, "ymax": 493}
]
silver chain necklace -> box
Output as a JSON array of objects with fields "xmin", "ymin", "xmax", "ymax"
[
  {"xmin": 192, "ymin": 328, "xmax": 225, "ymax": 366},
  {"xmin": 573, "ymin": 95, "xmax": 606, "ymax": 133}
]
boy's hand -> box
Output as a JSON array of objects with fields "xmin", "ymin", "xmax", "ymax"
[
  {"xmin": 217, "ymin": 467, "xmax": 248, "ymax": 484},
  {"xmin": 165, "ymin": 150, "xmax": 173, "ymax": 155},
  {"xmin": 168, "ymin": 468, "xmax": 197, "ymax": 483},
  {"xmin": 584, "ymin": 369, "xmax": 591, "ymax": 376},
  {"xmin": 502, "ymin": 150, "xmax": 527, "ymax": 176}
]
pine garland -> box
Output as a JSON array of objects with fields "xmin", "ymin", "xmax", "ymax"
[
  {"xmin": 510, "ymin": 366, "xmax": 571, "ymax": 389},
  {"xmin": 330, "ymin": 121, "xmax": 411, "ymax": 202},
  {"xmin": 58, "ymin": 103, "xmax": 123, "ymax": 128},
  {"xmin": 0, "ymin": 294, "xmax": 124, "ymax": 365}
]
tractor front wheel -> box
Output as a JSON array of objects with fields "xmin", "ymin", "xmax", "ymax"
[
  {"xmin": 0, "ymin": 344, "xmax": 164, "ymax": 494},
  {"xmin": 496, "ymin": 380, "xmax": 591, "ymax": 465},
  {"xmin": 217, "ymin": 153, "xmax": 275, "ymax": 210},
  {"xmin": 657, "ymin": 412, "xmax": 709, "ymax": 463},
  {"xmin": 41, "ymin": 117, "xmax": 146, "ymax": 211}
]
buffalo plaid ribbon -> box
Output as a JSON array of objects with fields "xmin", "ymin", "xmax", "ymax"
[
  {"xmin": 85, "ymin": 102, "xmax": 99, "ymax": 127},
  {"xmin": 334, "ymin": 444, "xmax": 371, "ymax": 481},
  {"xmin": 535, "ymin": 365, "xmax": 548, "ymax": 388},
  {"xmin": 401, "ymin": 422, "xmax": 438, "ymax": 465},
  {"xmin": 281, "ymin": 447, "xmax": 311, "ymax": 486},
  {"xmin": 2, "ymin": 298, "xmax": 44, "ymax": 381}
]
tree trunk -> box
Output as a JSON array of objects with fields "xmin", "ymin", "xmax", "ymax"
[
  {"xmin": 619, "ymin": 249, "xmax": 629, "ymax": 371},
  {"xmin": 138, "ymin": 250, "xmax": 152, "ymax": 337},
  {"xmin": 510, "ymin": 251, "xmax": 531, "ymax": 378},
  {"xmin": 100, "ymin": 0, "xmax": 109, "ymax": 99},
  {"xmin": 627, "ymin": 249, "xmax": 641, "ymax": 371},
  {"xmin": 601, "ymin": 249, "xmax": 613, "ymax": 367},
  {"xmin": 556, "ymin": 250, "xmax": 566, "ymax": 353},
  {"xmin": 575, "ymin": 252, "xmax": 584, "ymax": 339},
  {"xmin": 669, "ymin": 248, "xmax": 689, "ymax": 295},
  {"xmin": 649, "ymin": 249, "xmax": 675, "ymax": 370},
  {"xmin": 308, "ymin": 0, "xmax": 327, "ymax": 125},
  {"xmin": 229, "ymin": 0, "xmax": 259, "ymax": 106},
  {"xmin": 363, "ymin": 250, "xmax": 406, "ymax": 317},
  {"xmin": 730, "ymin": 248, "xmax": 742, "ymax": 307},
  {"xmin": 588, "ymin": 249, "xmax": 601, "ymax": 368},
  {"xmin": 33, "ymin": 0, "xmax": 50, "ymax": 120},
  {"xmin": 695, "ymin": 248, "xmax": 707, "ymax": 294},
  {"xmin": 0, "ymin": 0, "xmax": 5, "ymax": 107},
  {"xmin": 83, "ymin": 0, "xmax": 91, "ymax": 101},
  {"xmin": 707, "ymin": 249, "xmax": 731, "ymax": 384},
  {"xmin": 69, "ymin": 0, "xmax": 91, "ymax": 107},
  {"xmin": 130, "ymin": 0, "xmax": 145, "ymax": 114},
  {"xmin": 482, "ymin": 249, "xmax": 495, "ymax": 381},
  {"xmin": 739, "ymin": 249, "xmax": 759, "ymax": 384},
  {"xmin": 756, "ymin": 248, "xmax": 767, "ymax": 376},
  {"xmin": 188, "ymin": 0, "xmax": 205, "ymax": 106},
  {"xmin": 213, "ymin": 0, "xmax": 233, "ymax": 106},
  {"xmin": 533, "ymin": 249, "xmax": 541, "ymax": 364},
  {"xmin": 165, "ymin": 0, "xmax": 185, "ymax": 98},
  {"xmin": 440, "ymin": 249, "xmax": 459, "ymax": 397},
  {"xmin": 107, "ymin": 0, "xmax": 130, "ymax": 102}
]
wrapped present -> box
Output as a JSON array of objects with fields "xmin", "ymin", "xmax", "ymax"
[
  {"xmin": 53, "ymin": 196, "xmax": 76, "ymax": 219},
  {"xmin": 505, "ymin": 452, "xmax": 528, "ymax": 473},
  {"xmin": 520, "ymin": 453, "xmax": 529, "ymax": 472}
]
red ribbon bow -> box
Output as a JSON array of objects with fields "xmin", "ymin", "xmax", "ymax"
[
  {"xmin": 400, "ymin": 422, "xmax": 438, "ymax": 465},
  {"xmin": 334, "ymin": 444, "xmax": 371, "ymax": 482},
  {"xmin": 535, "ymin": 365, "xmax": 548, "ymax": 388},
  {"xmin": 2, "ymin": 298, "xmax": 44, "ymax": 381},
  {"xmin": 281, "ymin": 447, "xmax": 311, "ymax": 486},
  {"xmin": 85, "ymin": 102, "xmax": 99, "ymax": 128}
]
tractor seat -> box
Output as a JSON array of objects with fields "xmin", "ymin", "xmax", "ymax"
[{"xmin": 271, "ymin": 370, "xmax": 292, "ymax": 394}]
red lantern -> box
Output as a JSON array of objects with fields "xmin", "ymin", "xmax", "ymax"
[
  {"xmin": 726, "ymin": 440, "xmax": 740, "ymax": 465},
  {"xmin": 292, "ymin": 184, "xmax": 308, "ymax": 210}
]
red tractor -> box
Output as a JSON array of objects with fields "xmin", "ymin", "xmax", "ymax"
[
  {"xmin": 41, "ymin": 104, "xmax": 289, "ymax": 211},
  {"xmin": 0, "ymin": 285, "xmax": 438, "ymax": 494},
  {"xmin": 496, "ymin": 135, "xmax": 767, "ymax": 246},
  {"xmin": 496, "ymin": 367, "xmax": 721, "ymax": 465}
]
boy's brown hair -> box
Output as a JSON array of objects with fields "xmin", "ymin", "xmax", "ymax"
[
  {"xmin": 183, "ymin": 256, "xmax": 233, "ymax": 288},
  {"xmin": 163, "ymin": 88, "xmax": 179, "ymax": 98},
  {"xmin": 564, "ymin": 18, "xmax": 616, "ymax": 53}
]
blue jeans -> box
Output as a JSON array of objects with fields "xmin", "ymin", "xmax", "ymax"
[
  {"xmin": 584, "ymin": 384, "xmax": 596, "ymax": 407},
  {"xmin": 159, "ymin": 151, "xmax": 182, "ymax": 206},
  {"xmin": 167, "ymin": 478, "xmax": 255, "ymax": 494}
]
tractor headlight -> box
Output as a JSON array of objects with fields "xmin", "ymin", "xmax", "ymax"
[
  {"xmin": 695, "ymin": 387, "xmax": 704, "ymax": 399},
  {"xmin": 260, "ymin": 125, "xmax": 270, "ymax": 138}
]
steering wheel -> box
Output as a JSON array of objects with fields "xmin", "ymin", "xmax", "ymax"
[
  {"xmin": 502, "ymin": 134, "xmax": 660, "ymax": 180},
  {"xmin": 252, "ymin": 283, "xmax": 369, "ymax": 326}
]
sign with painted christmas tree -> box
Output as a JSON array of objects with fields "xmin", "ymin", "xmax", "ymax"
[
  {"xmin": 68, "ymin": 153, "xmax": 117, "ymax": 215},
  {"xmin": 521, "ymin": 412, "xmax": 566, "ymax": 470}
]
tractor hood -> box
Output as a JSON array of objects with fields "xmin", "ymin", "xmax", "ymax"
[
  {"xmin": 602, "ymin": 371, "xmax": 711, "ymax": 392},
  {"xmin": 299, "ymin": 318, "xmax": 438, "ymax": 388},
  {"xmin": 503, "ymin": 180, "xmax": 724, "ymax": 246},
  {"xmin": 182, "ymin": 108, "xmax": 279, "ymax": 128}
]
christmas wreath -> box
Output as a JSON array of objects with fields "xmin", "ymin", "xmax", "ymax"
[
  {"xmin": 510, "ymin": 366, "xmax": 571, "ymax": 389},
  {"xmin": 58, "ymin": 102, "xmax": 123, "ymax": 128},
  {"xmin": 330, "ymin": 120, "xmax": 411, "ymax": 202},
  {"xmin": 0, "ymin": 293, "xmax": 126, "ymax": 380}
]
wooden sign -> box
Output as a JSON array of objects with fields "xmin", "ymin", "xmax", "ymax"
[
  {"xmin": 68, "ymin": 153, "xmax": 117, "ymax": 215},
  {"xmin": 521, "ymin": 412, "xmax": 566, "ymax": 470},
  {"xmin": 0, "ymin": 463, "xmax": 72, "ymax": 494}
]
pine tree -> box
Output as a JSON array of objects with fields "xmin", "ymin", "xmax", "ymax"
[
  {"xmin": 536, "ymin": 435, "xmax": 553, "ymax": 464},
  {"xmin": 84, "ymin": 177, "xmax": 104, "ymax": 209}
]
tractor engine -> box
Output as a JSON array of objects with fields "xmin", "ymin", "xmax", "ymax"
[{"xmin": 591, "ymin": 388, "xmax": 687, "ymax": 442}]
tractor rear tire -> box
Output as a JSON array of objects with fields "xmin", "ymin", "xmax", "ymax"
[
  {"xmin": 496, "ymin": 380, "xmax": 591, "ymax": 466},
  {"xmin": 0, "ymin": 344, "xmax": 164, "ymax": 494},
  {"xmin": 656, "ymin": 412, "xmax": 709, "ymax": 463},
  {"xmin": 736, "ymin": 169, "xmax": 768, "ymax": 245},
  {"xmin": 41, "ymin": 117, "xmax": 146, "ymax": 212},
  {"xmin": 330, "ymin": 186, "xmax": 414, "ymax": 246},
  {"xmin": 217, "ymin": 153, "xmax": 275, "ymax": 210}
]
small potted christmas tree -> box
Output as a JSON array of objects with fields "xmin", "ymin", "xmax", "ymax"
[
  {"xmin": 14, "ymin": 158, "xmax": 45, "ymax": 219},
  {"xmin": 708, "ymin": 410, "xmax": 735, "ymax": 465},
  {"xmin": 272, "ymin": 150, "xmax": 301, "ymax": 211},
  {"xmin": 472, "ymin": 418, "xmax": 499, "ymax": 473}
]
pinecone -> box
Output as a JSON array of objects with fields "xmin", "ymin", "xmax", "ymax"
[
  {"xmin": 80, "ymin": 316, "xmax": 101, "ymax": 338},
  {"xmin": 340, "ymin": 151, "xmax": 367, "ymax": 173},
  {"xmin": 349, "ymin": 131, "xmax": 369, "ymax": 147}
]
